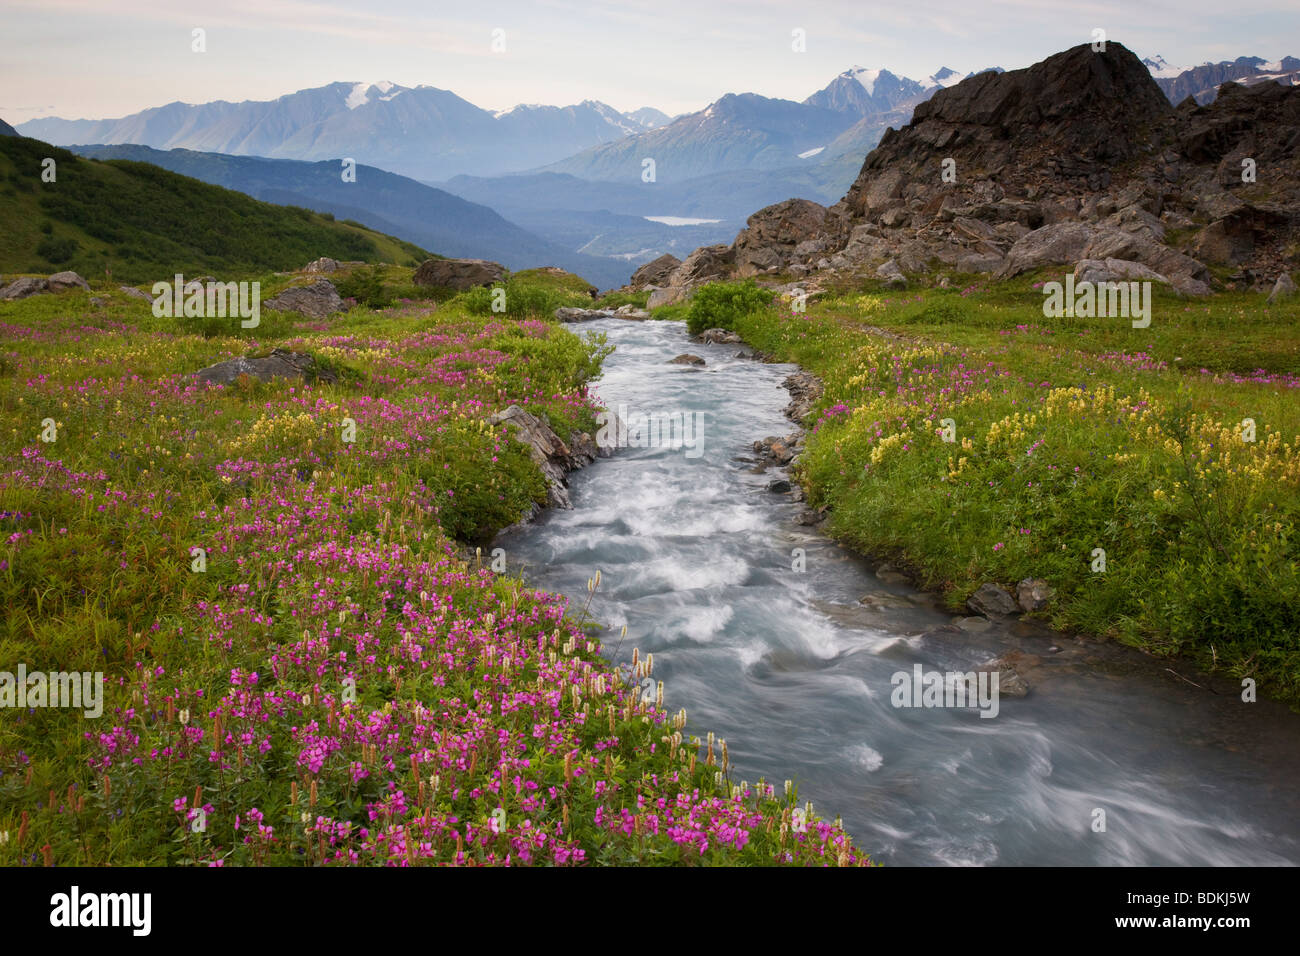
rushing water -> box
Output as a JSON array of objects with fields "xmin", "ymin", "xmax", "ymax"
[{"xmin": 497, "ymin": 317, "xmax": 1300, "ymax": 866}]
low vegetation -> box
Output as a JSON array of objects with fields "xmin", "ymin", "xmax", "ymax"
[
  {"xmin": 0, "ymin": 266, "xmax": 867, "ymax": 866},
  {"xmin": 726, "ymin": 274, "xmax": 1300, "ymax": 703}
]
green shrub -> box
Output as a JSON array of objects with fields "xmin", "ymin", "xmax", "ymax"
[
  {"xmin": 36, "ymin": 236, "xmax": 80, "ymax": 264},
  {"xmin": 334, "ymin": 265, "xmax": 392, "ymax": 309},
  {"xmin": 685, "ymin": 280, "xmax": 774, "ymax": 335}
]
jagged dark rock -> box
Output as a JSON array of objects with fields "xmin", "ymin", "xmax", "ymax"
[{"xmin": 666, "ymin": 41, "xmax": 1300, "ymax": 289}]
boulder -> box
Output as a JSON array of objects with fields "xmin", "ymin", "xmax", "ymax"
[
  {"xmin": 766, "ymin": 478, "xmax": 792, "ymax": 493},
  {"xmin": 412, "ymin": 257, "xmax": 505, "ymax": 290},
  {"xmin": 876, "ymin": 259, "xmax": 907, "ymax": 287},
  {"xmin": 996, "ymin": 223, "xmax": 1097, "ymax": 277},
  {"xmin": 966, "ymin": 582, "xmax": 1018, "ymax": 617},
  {"xmin": 733, "ymin": 198, "xmax": 829, "ymax": 276},
  {"xmin": 119, "ymin": 285, "xmax": 154, "ymax": 302},
  {"xmin": 489, "ymin": 405, "xmax": 591, "ymax": 511},
  {"xmin": 647, "ymin": 286, "xmax": 686, "ymax": 309},
  {"xmin": 0, "ymin": 277, "xmax": 49, "ymax": 300},
  {"xmin": 47, "ymin": 271, "xmax": 91, "ymax": 292},
  {"xmin": 1016, "ymin": 578, "xmax": 1055, "ymax": 613},
  {"xmin": 1267, "ymin": 273, "xmax": 1296, "ymax": 304},
  {"xmin": 667, "ymin": 244, "xmax": 735, "ymax": 287},
  {"xmin": 1073, "ymin": 258, "xmax": 1168, "ymax": 286},
  {"xmin": 303, "ymin": 257, "xmax": 340, "ymax": 274},
  {"xmin": 630, "ymin": 254, "xmax": 681, "ymax": 289},
  {"xmin": 264, "ymin": 279, "xmax": 345, "ymax": 319},
  {"xmin": 668, "ymin": 354, "xmax": 705, "ymax": 366},
  {"xmin": 699, "ymin": 328, "xmax": 741, "ymax": 344},
  {"xmin": 195, "ymin": 348, "xmax": 338, "ymax": 387}
]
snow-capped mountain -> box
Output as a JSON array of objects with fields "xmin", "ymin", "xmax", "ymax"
[
  {"xmin": 17, "ymin": 82, "xmax": 667, "ymax": 181},
  {"xmin": 1141, "ymin": 55, "xmax": 1184, "ymax": 79},
  {"xmin": 1147, "ymin": 55, "xmax": 1300, "ymax": 104}
]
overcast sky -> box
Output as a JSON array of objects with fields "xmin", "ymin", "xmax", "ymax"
[{"xmin": 3, "ymin": 0, "xmax": 1297, "ymax": 121}]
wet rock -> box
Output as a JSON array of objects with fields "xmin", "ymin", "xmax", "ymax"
[
  {"xmin": 953, "ymin": 616, "xmax": 992, "ymax": 632},
  {"xmin": 1016, "ymin": 577, "xmax": 1055, "ymax": 613},
  {"xmin": 699, "ymin": 328, "xmax": 742, "ymax": 344},
  {"xmin": 795, "ymin": 508, "xmax": 823, "ymax": 526},
  {"xmin": 264, "ymin": 279, "xmax": 345, "ymax": 319},
  {"xmin": 782, "ymin": 370, "xmax": 824, "ymax": 422},
  {"xmin": 196, "ymin": 348, "xmax": 338, "ymax": 387},
  {"xmin": 859, "ymin": 591, "xmax": 915, "ymax": 610},
  {"xmin": 766, "ymin": 478, "xmax": 792, "ymax": 493},
  {"xmin": 967, "ymin": 582, "xmax": 1019, "ymax": 617},
  {"xmin": 983, "ymin": 658, "xmax": 1030, "ymax": 697},
  {"xmin": 668, "ymin": 354, "xmax": 705, "ymax": 366}
]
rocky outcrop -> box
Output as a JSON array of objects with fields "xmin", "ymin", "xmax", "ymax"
[
  {"xmin": 195, "ymin": 348, "xmax": 337, "ymax": 387},
  {"xmin": 264, "ymin": 279, "xmax": 345, "ymax": 319},
  {"xmin": 412, "ymin": 257, "xmax": 506, "ymax": 290},
  {"xmin": 489, "ymin": 405, "xmax": 604, "ymax": 513},
  {"xmin": 630, "ymin": 254, "xmax": 681, "ymax": 289},
  {"xmin": 119, "ymin": 285, "xmax": 155, "ymax": 302},
  {"xmin": 303, "ymin": 257, "xmax": 340, "ymax": 274},
  {"xmin": 733, "ymin": 199, "xmax": 828, "ymax": 277},
  {"xmin": 667, "ymin": 41, "xmax": 1300, "ymax": 291}
]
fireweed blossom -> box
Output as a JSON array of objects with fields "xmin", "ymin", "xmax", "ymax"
[{"xmin": 0, "ymin": 301, "xmax": 867, "ymax": 868}]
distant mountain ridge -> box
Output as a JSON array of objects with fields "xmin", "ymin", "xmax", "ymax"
[
  {"xmin": 17, "ymin": 82, "xmax": 667, "ymax": 181},
  {"xmin": 68, "ymin": 144, "xmax": 636, "ymax": 289},
  {"xmin": 1143, "ymin": 55, "xmax": 1300, "ymax": 104}
]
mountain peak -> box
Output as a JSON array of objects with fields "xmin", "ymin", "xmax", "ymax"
[{"xmin": 345, "ymin": 81, "xmax": 405, "ymax": 109}]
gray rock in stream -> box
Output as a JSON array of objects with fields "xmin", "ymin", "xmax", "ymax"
[{"xmin": 967, "ymin": 582, "xmax": 1019, "ymax": 617}]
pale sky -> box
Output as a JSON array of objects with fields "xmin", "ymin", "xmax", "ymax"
[{"xmin": 2, "ymin": 0, "xmax": 1296, "ymax": 121}]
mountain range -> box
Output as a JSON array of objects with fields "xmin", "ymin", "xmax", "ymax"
[
  {"xmin": 18, "ymin": 82, "xmax": 671, "ymax": 182},
  {"xmin": 11, "ymin": 52, "xmax": 1298, "ymax": 287},
  {"xmin": 67, "ymin": 145, "xmax": 637, "ymax": 290}
]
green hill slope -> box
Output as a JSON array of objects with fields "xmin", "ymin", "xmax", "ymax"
[{"xmin": 0, "ymin": 136, "xmax": 428, "ymax": 283}]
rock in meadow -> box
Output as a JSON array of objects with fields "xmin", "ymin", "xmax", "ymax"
[
  {"xmin": 412, "ymin": 257, "xmax": 505, "ymax": 290},
  {"xmin": 264, "ymin": 279, "xmax": 344, "ymax": 319}
]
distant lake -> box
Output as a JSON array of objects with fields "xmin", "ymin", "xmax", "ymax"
[{"xmin": 643, "ymin": 216, "xmax": 723, "ymax": 226}]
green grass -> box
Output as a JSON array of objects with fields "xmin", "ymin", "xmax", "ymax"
[
  {"xmin": 0, "ymin": 266, "xmax": 867, "ymax": 866},
  {"xmin": 732, "ymin": 276, "xmax": 1300, "ymax": 704}
]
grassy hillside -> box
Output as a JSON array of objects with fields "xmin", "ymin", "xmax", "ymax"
[{"xmin": 0, "ymin": 136, "xmax": 428, "ymax": 284}]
